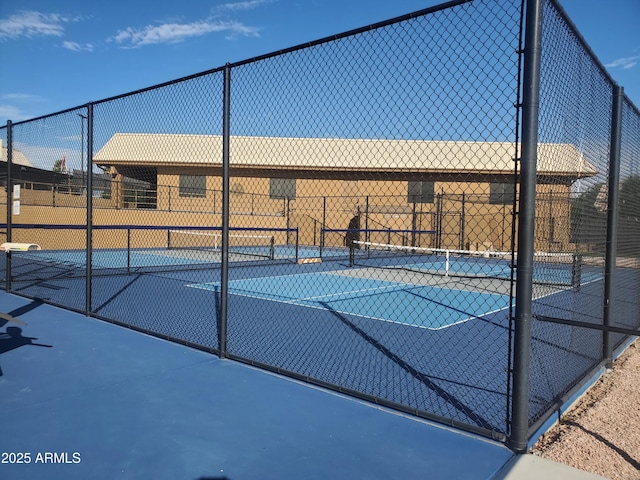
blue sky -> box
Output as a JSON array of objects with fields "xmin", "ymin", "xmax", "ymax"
[{"xmin": 0, "ymin": 0, "xmax": 639, "ymax": 125}]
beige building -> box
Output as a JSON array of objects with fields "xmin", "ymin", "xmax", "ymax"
[
  {"xmin": 93, "ymin": 133, "xmax": 596, "ymax": 252},
  {"xmin": 1, "ymin": 139, "xmax": 33, "ymax": 168}
]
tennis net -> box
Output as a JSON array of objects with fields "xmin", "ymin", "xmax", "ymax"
[
  {"xmin": 168, "ymin": 229, "xmax": 276, "ymax": 260},
  {"xmin": 350, "ymin": 240, "xmax": 587, "ymax": 286},
  {"xmin": 5, "ymin": 224, "xmax": 299, "ymax": 282},
  {"xmin": 319, "ymin": 227, "xmax": 437, "ymax": 258}
]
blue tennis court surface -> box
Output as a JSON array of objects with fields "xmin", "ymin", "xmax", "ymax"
[
  {"xmin": 409, "ymin": 259, "xmax": 512, "ymax": 277},
  {"xmin": 190, "ymin": 272, "xmax": 510, "ymax": 329},
  {"xmin": 13, "ymin": 246, "xmax": 602, "ymax": 291},
  {"xmin": 0, "ymin": 292, "xmax": 515, "ymax": 480},
  {"xmin": 17, "ymin": 244, "xmax": 346, "ymax": 269},
  {"xmin": 22, "ymin": 248, "xmax": 215, "ymax": 268},
  {"xmin": 404, "ymin": 260, "xmax": 594, "ymax": 285},
  {"xmin": 355, "ymin": 256, "xmax": 599, "ymax": 286}
]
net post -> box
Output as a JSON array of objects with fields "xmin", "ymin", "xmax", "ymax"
[
  {"xmin": 270, "ymin": 235, "xmax": 275, "ymax": 260},
  {"xmin": 509, "ymin": 0, "xmax": 543, "ymax": 454},
  {"xmin": 167, "ymin": 229, "xmax": 171, "ymax": 249},
  {"xmin": 295, "ymin": 228, "xmax": 299, "ymax": 263},
  {"xmin": 571, "ymin": 253, "xmax": 582, "ymax": 289},
  {"xmin": 349, "ymin": 242, "xmax": 355, "ymax": 267},
  {"xmin": 603, "ymin": 85, "xmax": 624, "ymax": 369},
  {"xmin": 5, "ymin": 120, "xmax": 12, "ymax": 292},
  {"xmin": 319, "ymin": 227, "xmax": 324, "ymax": 259},
  {"xmin": 445, "ymin": 250, "xmax": 450, "ymax": 277}
]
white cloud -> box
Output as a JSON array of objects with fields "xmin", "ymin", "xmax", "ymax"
[
  {"xmin": 0, "ymin": 94, "xmax": 47, "ymax": 123},
  {"xmin": 62, "ymin": 40, "xmax": 94, "ymax": 52},
  {"xmin": 110, "ymin": 1, "xmax": 272, "ymax": 48},
  {"xmin": 1, "ymin": 93, "xmax": 44, "ymax": 102},
  {"xmin": 216, "ymin": 0, "xmax": 276, "ymax": 12},
  {"xmin": 0, "ymin": 94, "xmax": 45, "ymax": 122},
  {"xmin": 605, "ymin": 56, "xmax": 640, "ymax": 70},
  {"xmin": 0, "ymin": 105, "xmax": 32, "ymax": 122},
  {"xmin": 112, "ymin": 19, "xmax": 259, "ymax": 48},
  {"xmin": 0, "ymin": 10, "xmax": 83, "ymax": 40}
]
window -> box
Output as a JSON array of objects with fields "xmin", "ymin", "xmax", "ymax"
[
  {"xmin": 270, "ymin": 178, "xmax": 296, "ymax": 199},
  {"xmin": 230, "ymin": 182, "xmax": 245, "ymax": 196},
  {"xmin": 179, "ymin": 175, "xmax": 206, "ymax": 198},
  {"xmin": 407, "ymin": 181, "xmax": 434, "ymax": 203},
  {"xmin": 489, "ymin": 183, "xmax": 515, "ymax": 205}
]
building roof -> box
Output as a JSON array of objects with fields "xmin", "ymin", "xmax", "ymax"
[
  {"xmin": 0, "ymin": 140, "xmax": 33, "ymax": 167},
  {"xmin": 94, "ymin": 133, "xmax": 597, "ymax": 179}
]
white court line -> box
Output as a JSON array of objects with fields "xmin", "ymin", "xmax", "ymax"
[
  {"xmin": 187, "ymin": 272, "xmax": 405, "ymax": 304},
  {"xmin": 298, "ymin": 273, "xmax": 407, "ymax": 302},
  {"xmin": 187, "ymin": 271, "xmax": 406, "ymax": 301},
  {"xmin": 430, "ymin": 304, "xmax": 511, "ymax": 331},
  {"xmin": 188, "ymin": 283, "xmax": 440, "ymax": 329},
  {"xmin": 187, "ymin": 272, "xmax": 511, "ymax": 331}
]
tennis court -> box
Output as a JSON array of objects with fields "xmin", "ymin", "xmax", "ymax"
[
  {"xmin": 0, "ymin": 291, "xmax": 521, "ymax": 480},
  {"xmin": 7, "ymin": 236, "xmax": 541, "ymax": 336},
  {"xmin": 6, "ymin": 233, "xmax": 599, "ymax": 353},
  {"xmin": 0, "ymin": 232, "xmax": 620, "ymax": 478},
  {"xmin": 3, "ymin": 239, "xmax": 519, "ymax": 436},
  {"xmin": 4, "ymin": 224, "xmax": 354, "ymax": 280},
  {"xmin": 14, "ymin": 235, "xmax": 606, "ymax": 432},
  {"xmin": 349, "ymin": 241, "xmax": 605, "ymax": 287},
  {"xmin": 190, "ymin": 271, "xmax": 510, "ymax": 329}
]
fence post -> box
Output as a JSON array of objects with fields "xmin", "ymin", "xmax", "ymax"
[
  {"xmin": 5, "ymin": 121, "xmax": 12, "ymax": 292},
  {"xmin": 86, "ymin": 104, "xmax": 94, "ymax": 315},
  {"xmin": 322, "ymin": 196, "xmax": 326, "ymax": 232},
  {"xmin": 365, "ymin": 195, "xmax": 369, "ymax": 245},
  {"xmin": 218, "ymin": 64, "xmax": 231, "ymax": 358},
  {"xmin": 436, "ymin": 193, "xmax": 442, "ymax": 249},
  {"xmin": 411, "ymin": 201, "xmax": 417, "ymax": 247},
  {"xmin": 460, "ymin": 192, "xmax": 466, "ymax": 250},
  {"xmin": 286, "ymin": 197, "xmax": 291, "ymax": 245},
  {"xmin": 547, "ymin": 193, "xmax": 553, "ymax": 251},
  {"xmin": 509, "ymin": 0, "xmax": 543, "ymax": 454},
  {"xmin": 603, "ymin": 86, "xmax": 624, "ymax": 369}
]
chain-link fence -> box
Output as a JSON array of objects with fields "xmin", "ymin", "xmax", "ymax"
[
  {"xmin": 524, "ymin": 0, "xmax": 640, "ymax": 442},
  {"xmin": 615, "ymin": 97, "xmax": 640, "ymax": 342},
  {"xmin": 1, "ymin": 0, "xmax": 638, "ymax": 451}
]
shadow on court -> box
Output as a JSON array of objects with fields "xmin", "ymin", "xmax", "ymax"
[
  {"xmin": 318, "ymin": 300, "xmax": 495, "ymax": 431},
  {"xmin": 1, "ymin": 298, "xmax": 45, "ymax": 325},
  {"xmin": 0, "ymin": 299, "xmax": 52, "ymax": 376},
  {"xmin": 0, "ymin": 290, "xmax": 516, "ymax": 479}
]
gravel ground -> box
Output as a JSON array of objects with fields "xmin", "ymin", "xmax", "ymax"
[{"xmin": 531, "ymin": 339, "xmax": 640, "ymax": 480}]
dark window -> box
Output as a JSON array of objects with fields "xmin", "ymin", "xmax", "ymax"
[
  {"xmin": 179, "ymin": 175, "xmax": 206, "ymax": 198},
  {"xmin": 407, "ymin": 181, "xmax": 434, "ymax": 203},
  {"xmin": 489, "ymin": 183, "xmax": 515, "ymax": 205},
  {"xmin": 270, "ymin": 178, "xmax": 296, "ymax": 199}
]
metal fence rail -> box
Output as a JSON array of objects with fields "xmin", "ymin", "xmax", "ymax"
[{"xmin": 1, "ymin": 0, "xmax": 639, "ymax": 452}]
